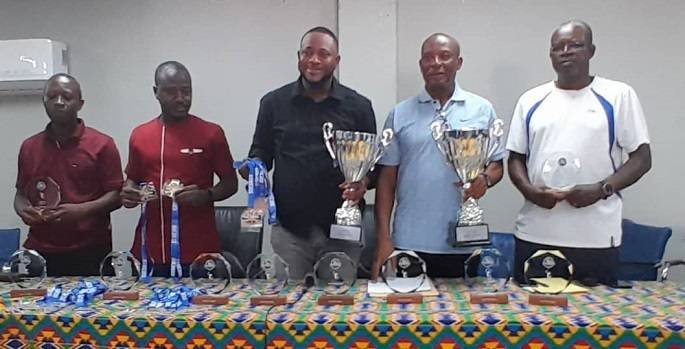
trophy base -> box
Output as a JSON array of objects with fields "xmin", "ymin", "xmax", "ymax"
[
  {"xmin": 240, "ymin": 208, "xmax": 264, "ymax": 233},
  {"xmin": 469, "ymin": 292, "xmax": 509, "ymax": 304},
  {"xmin": 10, "ymin": 288, "xmax": 46, "ymax": 298},
  {"xmin": 528, "ymin": 293, "xmax": 568, "ymax": 307},
  {"xmin": 329, "ymin": 224, "xmax": 362, "ymax": 243},
  {"xmin": 386, "ymin": 293, "xmax": 423, "ymax": 304},
  {"xmin": 318, "ymin": 294, "xmax": 354, "ymax": 305},
  {"xmin": 450, "ymin": 222, "xmax": 490, "ymax": 247},
  {"xmin": 103, "ymin": 290, "xmax": 139, "ymax": 301},
  {"xmin": 250, "ymin": 295, "xmax": 287, "ymax": 306},
  {"xmin": 193, "ymin": 294, "xmax": 229, "ymax": 305}
]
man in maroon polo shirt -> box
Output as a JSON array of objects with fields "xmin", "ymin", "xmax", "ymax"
[
  {"xmin": 14, "ymin": 73, "xmax": 124, "ymax": 276},
  {"xmin": 121, "ymin": 61, "xmax": 238, "ymax": 277}
]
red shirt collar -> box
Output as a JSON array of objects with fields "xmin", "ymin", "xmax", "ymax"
[{"xmin": 45, "ymin": 118, "xmax": 86, "ymax": 143}]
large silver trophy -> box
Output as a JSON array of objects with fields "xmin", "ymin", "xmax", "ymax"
[
  {"xmin": 323, "ymin": 122, "xmax": 393, "ymax": 242},
  {"xmin": 431, "ymin": 115, "xmax": 504, "ymax": 246}
]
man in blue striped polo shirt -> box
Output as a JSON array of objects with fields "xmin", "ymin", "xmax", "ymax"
[{"xmin": 506, "ymin": 20, "xmax": 652, "ymax": 286}]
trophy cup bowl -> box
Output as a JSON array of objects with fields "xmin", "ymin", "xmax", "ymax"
[
  {"xmin": 100, "ymin": 251, "xmax": 142, "ymax": 300},
  {"xmin": 246, "ymin": 253, "xmax": 289, "ymax": 306},
  {"xmin": 464, "ymin": 247, "xmax": 511, "ymax": 304},
  {"xmin": 314, "ymin": 251, "xmax": 357, "ymax": 305},
  {"xmin": 524, "ymin": 250, "xmax": 575, "ymax": 307},
  {"xmin": 8, "ymin": 249, "xmax": 47, "ymax": 298},
  {"xmin": 431, "ymin": 118, "xmax": 504, "ymax": 246},
  {"xmin": 323, "ymin": 122, "xmax": 393, "ymax": 242}
]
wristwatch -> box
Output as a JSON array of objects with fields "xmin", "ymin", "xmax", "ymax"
[
  {"xmin": 599, "ymin": 180, "xmax": 614, "ymax": 199},
  {"xmin": 481, "ymin": 173, "xmax": 493, "ymax": 188}
]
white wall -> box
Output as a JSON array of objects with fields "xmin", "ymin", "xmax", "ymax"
[{"xmin": 1, "ymin": 0, "xmax": 683, "ymax": 280}]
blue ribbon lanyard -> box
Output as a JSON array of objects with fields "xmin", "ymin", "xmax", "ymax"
[
  {"xmin": 43, "ymin": 280, "xmax": 107, "ymax": 307},
  {"xmin": 138, "ymin": 201, "xmax": 153, "ymax": 282},
  {"xmin": 170, "ymin": 198, "xmax": 182, "ymax": 279},
  {"xmin": 149, "ymin": 285, "xmax": 194, "ymax": 310},
  {"xmin": 234, "ymin": 158, "xmax": 277, "ymax": 224}
]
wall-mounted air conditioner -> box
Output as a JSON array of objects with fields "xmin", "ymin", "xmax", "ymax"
[{"xmin": 0, "ymin": 39, "xmax": 68, "ymax": 95}]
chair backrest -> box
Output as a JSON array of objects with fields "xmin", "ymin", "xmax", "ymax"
[
  {"xmin": 618, "ymin": 219, "xmax": 672, "ymax": 281},
  {"xmin": 358, "ymin": 204, "xmax": 377, "ymax": 278},
  {"xmin": 486, "ymin": 232, "xmax": 516, "ymax": 274},
  {"xmin": 214, "ymin": 206, "xmax": 262, "ymax": 277},
  {"xmin": 0, "ymin": 228, "xmax": 20, "ymax": 267}
]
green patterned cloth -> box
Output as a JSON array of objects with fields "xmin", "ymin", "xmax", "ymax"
[{"xmin": 1, "ymin": 278, "xmax": 683, "ymax": 348}]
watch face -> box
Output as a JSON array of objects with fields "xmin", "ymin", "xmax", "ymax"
[{"xmin": 602, "ymin": 182, "xmax": 614, "ymax": 196}]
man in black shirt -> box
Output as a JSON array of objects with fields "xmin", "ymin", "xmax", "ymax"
[{"xmin": 241, "ymin": 27, "xmax": 377, "ymax": 280}]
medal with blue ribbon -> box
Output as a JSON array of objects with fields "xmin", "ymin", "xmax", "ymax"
[
  {"xmin": 42, "ymin": 280, "xmax": 107, "ymax": 307},
  {"xmin": 163, "ymin": 179, "xmax": 184, "ymax": 280},
  {"xmin": 138, "ymin": 182, "xmax": 157, "ymax": 282},
  {"xmin": 149, "ymin": 285, "xmax": 195, "ymax": 310},
  {"xmin": 233, "ymin": 158, "xmax": 277, "ymax": 231}
]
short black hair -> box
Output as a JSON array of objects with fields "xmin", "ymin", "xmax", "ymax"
[
  {"xmin": 154, "ymin": 61, "xmax": 191, "ymax": 86},
  {"xmin": 300, "ymin": 26, "xmax": 339, "ymax": 48},
  {"xmin": 43, "ymin": 73, "xmax": 82, "ymax": 99},
  {"xmin": 555, "ymin": 19, "xmax": 593, "ymax": 45}
]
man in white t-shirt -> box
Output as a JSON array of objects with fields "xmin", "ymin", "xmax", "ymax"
[{"xmin": 506, "ymin": 20, "xmax": 652, "ymax": 286}]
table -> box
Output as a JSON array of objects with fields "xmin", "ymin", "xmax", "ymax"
[{"xmin": 1, "ymin": 278, "xmax": 684, "ymax": 348}]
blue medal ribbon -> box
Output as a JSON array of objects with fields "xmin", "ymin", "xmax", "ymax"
[
  {"xmin": 149, "ymin": 285, "xmax": 194, "ymax": 310},
  {"xmin": 42, "ymin": 280, "xmax": 107, "ymax": 307},
  {"xmin": 138, "ymin": 201, "xmax": 153, "ymax": 282},
  {"xmin": 170, "ymin": 199, "xmax": 182, "ymax": 279},
  {"xmin": 233, "ymin": 158, "xmax": 277, "ymax": 224}
]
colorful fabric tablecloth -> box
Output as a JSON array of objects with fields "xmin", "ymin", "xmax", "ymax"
[{"xmin": 1, "ymin": 278, "xmax": 683, "ymax": 348}]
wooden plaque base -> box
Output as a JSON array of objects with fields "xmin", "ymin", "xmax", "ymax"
[
  {"xmin": 469, "ymin": 292, "xmax": 509, "ymax": 304},
  {"xmin": 250, "ymin": 295, "xmax": 287, "ymax": 306},
  {"xmin": 317, "ymin": 294, "xmax": 354, "ymax": 305},
  {"xmin": 528, "ymin": 293, "xmax": 568, "ymax": 307},
  {"xmin": 387, "ymin": 293, "xmax": 423, "ymax": 304},
  {"xmin": 103, "ymin": 290, "xmax": 139, "ymax": 301},
  {"xmin": 192, "ymin": 295, "xmax": 229, "ymax": 305},
  {"xmin": 10, "ymin": 288, "xmax": 47, "ymax": 298}
]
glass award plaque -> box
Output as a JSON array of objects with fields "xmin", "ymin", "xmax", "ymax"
[
  {"xmin": 8, "ymin": 249, "xmax": 47, "ymax": 298},
  {"xmin": 464, "ymin": 247, "xmax": 511, "ymax": 304},
  {"xmin": 190, "ymin": 253, "xmax": 234, "ymax": 305},
  {"xmin": 246, "ymin": 253, "xmax": 289, "ymax": 306},
  {"xmin": 26, "ymin": 176, "xmax": 61, "ymax": 212},
  {"xmin": 313, "ymin": 252, "xmax": 357, "ymax": 305},
  {"xmin": 541, "ymin": 152, "xmax": 581, "ymax": 191},
  {"xmin": 380, "ymin": 250, "xmax": 427, "ymax": 304},
  {"xmin": 100, "ymin": 251, "xmax": 142, "ymax": 300},
  {"xmin": 524, "ymin": 250, "xmax": 575, "ymax": 307}
]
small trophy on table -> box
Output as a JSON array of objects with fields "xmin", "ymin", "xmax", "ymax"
[
  {"xmin": 464, "ymin": 247, "xmax": 511, "ymax": 304},
  {"xmin": 246, "ymin": 253, "xmax": 289, "ymax": 306},
  {"xmin": 314, "ymin": 252, "xmax": 357, "ymax": 305},
  {"xmin": 8, "ymin": 249, "xmax": 47, "ymax": 298},
  {"xmin": 101, "ymin": 251, "xmax": 142, "ymax": 300}
]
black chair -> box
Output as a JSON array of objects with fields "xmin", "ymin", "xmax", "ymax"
[
  {"xmin": 0, "ymin": 228, "xmax": 20, "ymax": 267},
  {"xmin": 618, "ymin": 219, "xmax": 672, "ymax": 281},
  {"xmin": 214, "ymin": 206, "xmax": 262, "ymax": 277}
]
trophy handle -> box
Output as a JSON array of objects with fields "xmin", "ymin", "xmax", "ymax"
[
  {"xmin": 485, "ymin": 119, "xmax": 505, "ymax": 163},
  {"xmin": 430, "ymin": 119, "xmax": 450, "ymax": 161},
  {"xmin": 322, "ymin": 122, "xmax": 336, "ymax": 160},
  {"xmin": 371, "ymin": 128, "xmax": 394, "ymax": 165}
]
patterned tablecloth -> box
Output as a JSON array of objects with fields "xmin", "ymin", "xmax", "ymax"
[{"xmin": 0, "ymin": 278, "xmax": 683, "ymax": 348}]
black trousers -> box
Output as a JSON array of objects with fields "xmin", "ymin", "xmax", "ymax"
[
  {"xmin": 513, "ymin": 237, "xmax": 619, "ymax": 286},
  {"xmin": 416, "ymin": 252, "xmax": 470, "ymax": 278},
  {"xmin": 41, "ymin": 247, "xmax": 110, "ymax": 277}
]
